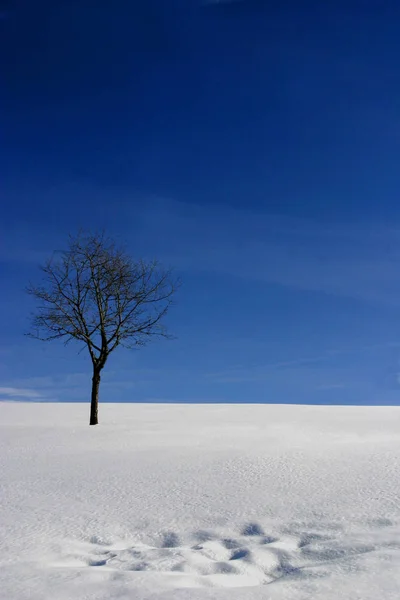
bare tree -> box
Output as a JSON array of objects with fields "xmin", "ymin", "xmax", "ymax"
[{"xmin": 26, "ymin": 231, "xmax": 179, "ymax": 425}]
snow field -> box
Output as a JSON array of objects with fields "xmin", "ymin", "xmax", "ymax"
[{"xmin": 1, "ymin": 402, "xmax": 400, "ymax": 599}]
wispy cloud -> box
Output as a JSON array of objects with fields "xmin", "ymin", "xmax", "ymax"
[
  {"xmin": 208, "ymin": 356, "xmax": 327, "ymax": 383},
  {"xmin": 206, "ymin": 341, "xmax": 400, "ymax": 384},
  {"xmin": 1, "ymin": 368, "xmax": 168, "ymax": 403},
  {"xmin": 5, "ymin": 192, "xmax": 400, "ymax": 306},
  {"xmin": 316, "ymin": 383, "xmax": 346, "ymax": 391},
  {"xmin": 0, "ymin": 387, "xmax": 46, "ymax": 400},
  {"xmin": 4, "ymin": 192, "xmax": 400, "ymax": 307},
  {"xmin": 0, "ymin": 373, "xmax": 90, "ymax": 403},
  {"xmin": 133, "ymin": 198, "xmax": 400, "ymax": 306}
]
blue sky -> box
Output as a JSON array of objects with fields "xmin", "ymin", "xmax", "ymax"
[{"xmin": 2, "ymin": 0, "xmax": 400, "ymax": 405}]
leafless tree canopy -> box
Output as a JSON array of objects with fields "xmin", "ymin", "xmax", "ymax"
[
  {"xmin": 26, "ymin": 231, "xmax": 179, "ymax": 424},
  {"xmin": 27, "ymin": 231, "xmax": 178, "ymax": 363}
]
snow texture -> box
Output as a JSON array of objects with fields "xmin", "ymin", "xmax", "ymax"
[{"xmin": 1, "ymin": 402, "xmax": 400, "ymax": 599}]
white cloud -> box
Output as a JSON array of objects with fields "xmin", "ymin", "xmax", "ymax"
[{"xmin": 0, "ymin": 387, "xmax": 44, "ymax": 400}]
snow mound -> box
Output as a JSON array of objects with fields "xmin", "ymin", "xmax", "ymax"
[{"xmin": 51, "ymin": 520, "xmax": 400, "ymax": 589}]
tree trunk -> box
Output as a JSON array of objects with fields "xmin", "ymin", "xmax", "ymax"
[{"xmin": 90, "ymin": 368, "xmax": 101, "ymax": 425}]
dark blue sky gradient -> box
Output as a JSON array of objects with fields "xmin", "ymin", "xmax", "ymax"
[{"xmin": 2, "ymin": 0, "xmax": 400, "ymax": 404}]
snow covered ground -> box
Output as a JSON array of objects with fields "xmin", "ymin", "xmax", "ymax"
[{"xmin": 1, "ymin": 402, "xmax": 400, "ymax": 599}]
